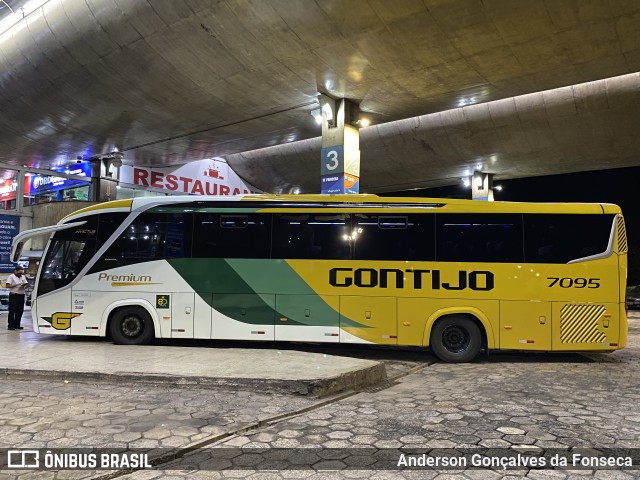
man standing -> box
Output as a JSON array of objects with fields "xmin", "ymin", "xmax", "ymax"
[{"xmin": 6, "ymin": 266, "xmax": 29, "ymax": 330}]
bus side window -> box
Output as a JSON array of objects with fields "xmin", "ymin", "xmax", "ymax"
[
  {"xmin": 524, "ymin": 214, "xmax": 614, "ymax": 263},
  {"xmin": 272, "ymin": 214, "xmax": 350, "ymax": 260},
  {"xmin": 192, "ymin": 213, "xmax": 270, "ymax": 258},
  {"xmin": 352, "ymin": 214, "xmax": 435, "ymax": 261},
  {"xmin": 97, "ymin": 213, "xmax": 131, "ymax": 245},
  {"xmin": 436, "ymin": 214, "xmax": 524, "ymax": 263},
  {"xmin": 103, "ymin": 212, "xmax": 192, "ymax": 260}
]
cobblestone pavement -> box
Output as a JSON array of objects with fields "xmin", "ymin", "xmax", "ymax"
[
  {"xmin": 1, "ymin": 314, "xmax": 639, "ymax": 479},
  {"xmin": 125, "ymin": 313, "xmax": 640, "ymax": 479}
]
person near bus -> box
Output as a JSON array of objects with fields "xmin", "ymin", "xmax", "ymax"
[{"xmin": 6, "ymin": 266, "xmax": 29, "ymax": 330}]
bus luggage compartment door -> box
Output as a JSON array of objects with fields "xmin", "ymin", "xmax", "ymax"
[
  {"xmin": 500, "ymin": 301, "xmax": 551, "ymax": 350},
  {"xmin": 210, "ymin": 293, "xmax": 275, "ymax": 341},
  {"xmin": 551, "ymin": 302, "xmax": 619, "ymax": 350},
  {"xmin": 275, "ymin": 294, "xmax": 340, "ymax": 342},
  {"xmin": 170, "ymin": 293, "xmax": 194, "ymax": 338},
  {"xmin": 340, "ymin": 296, "xmax": 397, "ymax": 345}
]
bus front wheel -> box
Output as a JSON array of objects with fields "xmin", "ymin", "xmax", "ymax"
[
  {"xmin": 430, "ymin": 316, "xmax": 481, "ymax": 363},
  {"xmin": 110, "ymin": 307, "xmax": 155, "ymax": 345}
]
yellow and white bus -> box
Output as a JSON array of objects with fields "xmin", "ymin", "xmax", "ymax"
[{"xmin": 12, "ymin": 194, "xmax": 628, "ymax": 362}]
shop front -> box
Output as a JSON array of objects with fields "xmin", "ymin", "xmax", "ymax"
[
  {"xmin": 0, "ymin": 176, "xmax": 31, "ymax": 210},
  {"xmin": 29, "ymin": 163, "xmax": 92, "ymax": 204}
]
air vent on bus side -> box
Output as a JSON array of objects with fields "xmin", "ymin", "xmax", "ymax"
[
  {"xmin": 560, "ymin": 304, "xmax": 606, "ymax": 344},
  {"xmin": 617, "ymin": 215, "xmax": 628, "ymax": 254}
]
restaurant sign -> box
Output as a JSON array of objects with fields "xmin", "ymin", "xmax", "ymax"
[{"xmin": 119, "ymin": 159, "xmax": 253, "ymax": 196}]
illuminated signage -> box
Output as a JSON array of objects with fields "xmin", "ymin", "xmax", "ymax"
[
  {"xmin": 119, "ymin": 158, "xmax": 254, "ymax": 196},
  {"xmin": 29, "ymin": 163, "xmax": 91, "ymax": 193},
  {"xmin": 0, "ymin": 178, "xmax": 31, "ymax": 199}
]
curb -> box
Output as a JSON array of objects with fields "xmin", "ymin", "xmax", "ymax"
[{"xmin": 0, "ymin": 362, "xmax": 387, "ymax": 397}]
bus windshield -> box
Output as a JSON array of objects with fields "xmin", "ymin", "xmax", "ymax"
[
  {"xmin": 36, "ymin": 213, "xmax": 131, "ymax": 296},
  {"xmin": 37, "ymin": 218, "xmax": 99, "ymax": 296},
  {"xmin": 42, "ymin": 240, "xmax": 91, "ymax": 281},
  {"xmin": 38, "ymin": 231, "xmax": 96, "ymax": 295}
]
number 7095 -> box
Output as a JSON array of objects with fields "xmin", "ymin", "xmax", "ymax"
[{"xmin": 547, "ymin": 277, "xmax": 600, "ymax": 288}]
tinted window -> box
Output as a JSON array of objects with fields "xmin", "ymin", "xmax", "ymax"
[
  {"xmin": 436, "ymin": 214, "xmax": 524, "ymax": 263},
  {"xmin": 192, "ymin": 213, "xmax": 270, "ymax": 258},
  {"xmin": 56, "ymin": 215, "xmax": 99, "ymax": 240},
  {"xmin": 352, "ymin": 214, "xmax": 435, "ymax": 261},
  {"xmin": 104, "ymin": 212, "xmax": 191, "ymax": 260},
  {"xmin": 272, "ymin": 214, "xmax": 350, "ymax": 259},
  {"xmin": 98, "ymin": 213, "xmax": 131, "ymax": 245},
  {"xmin": 38, "ymin": 217, "xmax": 99, "ymax": 295},
  {"xmin": 524, "ymin": 214, "xmax": 614, "ymax": 263}
]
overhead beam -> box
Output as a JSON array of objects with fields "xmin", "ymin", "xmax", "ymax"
[{"xmin": 0, "ymin": 163, "xmax": 92, "ymax": 182}]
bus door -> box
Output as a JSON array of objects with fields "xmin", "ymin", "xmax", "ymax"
[
  {"xmin": 500, "ymin": 301, "xmax": 551, "ymax": 350},
  {"xmin": 340, "ymin": 296, "xmax": 397, "ymax": 344},
  {"xmin": 169, "ymin": 293, "xmax": 194, "ymax": 338}
]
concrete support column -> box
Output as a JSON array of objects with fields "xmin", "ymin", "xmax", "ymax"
[
  {"xmin": 471, "ymin": 171, "xmax": 494, "ymax": 201},
  {"xmin": 320, "ymin": 96, "xmax": 361, "ymax": 194},
  {"xmin": 15, "ymin": 169, "xmax": 25, "ymax": 212},
  {"xmin": 92, "ymin": 153, "xmax": 122, "ymax": 202}
]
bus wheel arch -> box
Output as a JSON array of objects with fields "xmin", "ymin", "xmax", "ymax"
[
  {"xmin": 104, "ymin": 302, "xmax": 159, "ymax": 345},
  {"xmin": 425, "ymin": 312, "xmax": 489, "ymax": 363}
]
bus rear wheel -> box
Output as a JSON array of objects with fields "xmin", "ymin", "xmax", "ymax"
[
  {"xmin": 430, "ymin": 316, "xmax": 481, "ymax": 363},
  {"xmin": 110, "ymin": 307, "xmax": 155, "ymax": 345}
]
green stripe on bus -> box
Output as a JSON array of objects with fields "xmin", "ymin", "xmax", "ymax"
[
  {"xmin": 226, "ymin": 259, "xmax": 364, "ymax": 328},
  {"xmin": 167, "ymin": 258, "xmax": 364, "ymax": 328}
]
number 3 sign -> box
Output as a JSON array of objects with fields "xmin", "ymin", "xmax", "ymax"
[{"xmin": 321, "ymin": 146, "xmax": 344, "ymax": 175}]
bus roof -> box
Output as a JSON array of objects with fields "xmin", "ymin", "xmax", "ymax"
[{"xmin": 61, "ymin": 194, "xmax": 622, "ymax": 222}]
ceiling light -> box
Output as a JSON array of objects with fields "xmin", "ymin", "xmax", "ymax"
[
  {"xmin": 318, "ymin": 93, "xmax": 336, "ymax": 127},
  {"xmin": 494, "ymin": 185, "xmax": 503, "ymax": 191},
  {"xmin": 462, "ymin": 177, "xmax": 471, "ymax": 188},
  {"xmin": 310, "ymin": 109, "xmax": 322, "ymax": 125},
  {"xmin": 321, "ymin": 102, "xmax": 333, "ymax": 122}
]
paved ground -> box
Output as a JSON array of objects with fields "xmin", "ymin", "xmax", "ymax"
[
  {"xmin": 0, "ymin": 312, "xmax": 638, "ymax": 479},
  {"xmin": 0, "ymin": 315, "xmax": 385, "ymax": 396}
]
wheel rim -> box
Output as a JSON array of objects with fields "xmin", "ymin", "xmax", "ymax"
[
  {"xmin": 121, "ymin": 315, "xmax": 143, "ymax": 338},
  {"xmin": 441, "ymin": 325, "xmax": 470, "ymax": 353}
]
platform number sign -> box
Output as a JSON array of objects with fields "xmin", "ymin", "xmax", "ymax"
[
  {"xmin": 321, "ymin": 146, "xmax": 344, "ymax": 175},
  {"xmin": 325, "ymin": 150, "xmax": 339, "ymax": 170}
]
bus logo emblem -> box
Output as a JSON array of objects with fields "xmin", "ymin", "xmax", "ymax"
[
  {"xmin": 156, "ymin": 295, "xmax": 170, "ymax": 309},
  {"xmin": 41, "ymin": 312, "xmax": 80, "ymax": 330}
]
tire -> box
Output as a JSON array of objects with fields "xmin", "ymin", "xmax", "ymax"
[
  {"xmin": 429, "ymin": 315, "xmax": 482, "ymax": 363},
  {"xmin": 110, "ymin": 307, "xmax": 155, "ymax": 345}
]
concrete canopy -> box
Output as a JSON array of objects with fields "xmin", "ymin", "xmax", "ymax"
[{"xmin": 0, "ymin": 0, "xmax": 639, "ymax": 192}]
